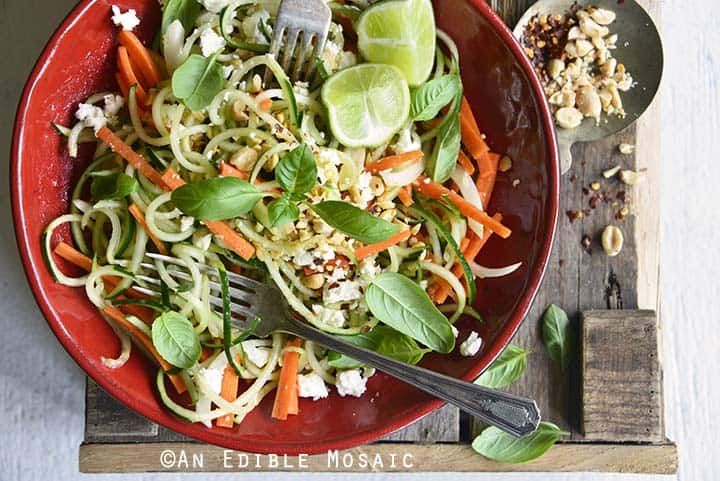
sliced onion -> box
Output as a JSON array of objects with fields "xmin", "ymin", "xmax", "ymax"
[
  {"xmin": 451, "ymin": 166, "xmax": 485, "ymax": 238},
  {"xmin": 163, "ymin": 20, "xmax": 186, "ymax": 73},
  {"xmin": 470, "ymin": 261, "xmax": 522, "ymax": 279},
  {"xmin": 379, "ymin": 159, "xmax": 425, "ymax": 186}
]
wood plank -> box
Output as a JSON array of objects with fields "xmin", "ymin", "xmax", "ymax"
[
  {"xmin": 581, "ymin": 310, "xmax": 663, "ymax": 442},
  {"xmin": 78, "ymin": 442, "xmax": 677, "ymax": 474}
]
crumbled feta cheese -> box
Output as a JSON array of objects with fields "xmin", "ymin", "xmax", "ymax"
[
  {"xmin": 75, "ymin": 103, "xmax": 107, "ymax": 133},
  {"xmin": 180, "ymin": 216, "xmax": 195, "ymax": 231},
  {"xmin": 200, "ymin": 28, "xmax": 226, "ymax": 57},
  {"xmin": 297, "ymin": 373, "xmax": 329, "ymax": 401},
  {"xmin": 242, "ymin": 340, "xmax": 269, "ymax": 367},
  {"xmin": 355, "ymin": 172, "xmax": 374, "ymax": 208},
  {"xmin": 358, "ymin": 258, "xmax": 380, "ymax": 279},
  {"xmin": 312, "ymin": 305, "xmax": 347, "ymax": 328},
  {"xmin": 103, "ymin": 94, "xmax": 124, "ymax": 117},
  {"xmin": 335, "ymin": 369, "xmax": 367, "ymax": 397},
  {"xmin": 326, "ymin": 266, "xmax": 347, "ymax": 283},
  {"xmin": 196, "ymin": 367, "xmax": 223, "ymax": 395},
  {"xmin": 242, "ymin": 9, "xmax": 271, "ymax": 43},
  {"xmin": 199, "ymin": 0, "xmax": 230, "ymax": 13},
  {"xmin": 460, "ymin": 331, "xmax": 482, "ymax": 357},
  {"xmin": 293, "ymin": 251, "xmax": 314, "ymax": 267},
  {"xmin": 314, "ymin": 243, "xmax": 336, "ymax": 262},
  {"xmin": 317, "ymin": 149, "xmax": 342, "ymax": 185},
  {"xmin": 324, "ymin": 280, "xmax": 362, "ymax": 304},
  {"xmin": 111, "ymin": 6, "xmax": 140, "ymax": 31}
]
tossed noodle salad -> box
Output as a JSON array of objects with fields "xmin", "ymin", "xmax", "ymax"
[{"xmin": 46, "ymin": 0, "xmax": 520, "ymax": 427}]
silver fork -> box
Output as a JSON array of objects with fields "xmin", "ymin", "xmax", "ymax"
[
  {"xmin": 267, "ymin": 0, "xmax": 332, "ymax": 83},
  {"xmin": 131, "ymin": 253, "xmax": 541, "ymax": 437}
]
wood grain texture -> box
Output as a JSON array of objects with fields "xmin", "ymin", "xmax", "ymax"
[{"xmin": 581, "ymin": 310, "xmax": 663, "ymax": 442}]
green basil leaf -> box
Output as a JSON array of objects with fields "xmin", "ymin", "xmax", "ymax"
[
  {"xmin": 365, "ymin": 273, "xmax": 455, "ymax": 353},
  {"xmin": 328, "ymin": 326, "xmax": 429, "ymax": 368},
  {"xmin": 90, "ymin": 173, "xmax": 138, "ymax": 201},
  {"xmin": 411, "ymin": 74, "xmax": 461, "ymax": 121},
  {"xmin": 172, "ymin": 53, "xmax": 225, "ymax": 111},
  {"xmin": 267, "ymin": 195, "xmax": 300, "ymax": 228},
  {"xmin": 310, "ymin": 201, "xmax": 400, "ymax": 244},
  {"xmin": 426, "ymin": 100, "xmax": 461, "ymax": 183},
  {"xmin": 275, "ymin": 144, "xmax": 317, "ymax": 194},
  {"xmin": 151, "ymin": 311, "xmax": 201, "ymax": 369},
  {"xmin": 327, "ymin": 331, "xmax": 379, "ymax": 369},
  {"xmin": 472, "ymin": 421, "xmax": 570, "ymax": 464},
  {"xmin": 171, "ymin": 177, "xmax": 263, "ymax": 221},
  {"xmin": 161, "ymin": 0, "xmax": 201, "ymax": 34},
  {"xmin": 542, "ymin": 304, "xmax": 575, "ymax": 371},
  {"xmin": 475, "ymin": 344, "xmax": 528, "ymax": 388}
]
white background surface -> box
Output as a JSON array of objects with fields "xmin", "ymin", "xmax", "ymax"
[{"xmin": 1, "ymin": 0, "xmax": 718, "ymax": 480}]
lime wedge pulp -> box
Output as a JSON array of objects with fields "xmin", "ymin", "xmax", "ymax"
[
  {"xmin": 356, "ymin": 0, "xmax": 437, "ymax": 87},
  {"xmin": 321, "ymin": 64, "xmax": 410, "ymax": 148}
]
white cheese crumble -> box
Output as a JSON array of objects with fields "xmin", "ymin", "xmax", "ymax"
[
  {"xmin": 324, "ymin": 280, "xmax": 362, "ymax": 304},
  {"xmin": 196, "ymin": 367, "xmax": 223, "ymax": 395},
  {"xmin": 297, "ymin": 373, "xmax": 329, "ymax": 401},
  {"xmin": 199, "ymin": 0, "xmax": 230, "ymax": 13},
  {"xmin": 355, "ymin": 172, "xmax": 374, "ymax": 208},
  {"xmin": 335, "ymin": 369, "xmax": 367, "ymax": 397},
  {"xmin": 75, "ymin": 103, "xmax": 107, "ymax": 133},
  {"xmin": 200, "ymin": 28, "xmax": 226, "ymax": 57},
  {"xmin": 460, "ymin": 331, "xmax": 482, "ymax": 357},
  {"xmin": 326, "ymin": 266, "xmax": 347, "ymax": 284},
  {"xmin": 111, "ymin": 6, "xmax": 140, "ymax": 31},
  {"xmin": 180, "ymin": 216, "xmax": 195, "ymax": 231},
  {"xmin": 358, "ymin": 258, "xmax": 381, "ymax": 279},
  {"xmin": 317, "ymin": 149, "xmax": 342, "ymax": 185},
  {"xmin": 103, "ymin": 94, "xmax": 124, "ymax": 117},
  {"xmin": 241, "ymin": 340, "xmax": 269, "ymax": 367},
  {"xmin": 312, "ymin": 305, "xmax": 347, "ymax": 328},
  {"xmin": 242, "ymin": 9, "xmax": 271, "ymax": 44}
]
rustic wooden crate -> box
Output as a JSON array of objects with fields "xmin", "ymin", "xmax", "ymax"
[{"xmin": 79, "ymin": 0, "xmax": 676, "ymax": 473}]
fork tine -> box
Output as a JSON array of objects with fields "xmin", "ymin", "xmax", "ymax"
[
  {"xmin": 293, "ymin": 32, "xmax": 314, "ymax": 82},
  {"xmin": 280, "ymin": 28, "xmax": 300, "ymax": 74},
  {"xmin": 144, "ymin": 253, "xmax": 263, "ymax": 290}
]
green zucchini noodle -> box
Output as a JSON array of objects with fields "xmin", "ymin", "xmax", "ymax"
[{"xmin": 44, "ymin": 0, "xmax": 520, "ymax": 429}]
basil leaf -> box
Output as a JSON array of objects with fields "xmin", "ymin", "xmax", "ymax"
[
  {"xmin": 365, "ymin": 273, "xmax": 455, "ymax": 353},
  {"xmin": 161, "ymin": 0, "xmax": 201, "ymax": 35},
  {"xmin": 411, "ymin": 74, "xmax": 461, "ymax": 122},
  {"xmin": 542, "ymin": 304, "xmax": 575, "ymax": 371},
  {"xmin": 328, "ymin": 325, "xmax": 429, "ymax": 368},
  {"xmin": 171, "ymin": 177, "xmax": 263, "ymax": 221},
  {"xmin": 472, "ymin": 421, "xmax": 569, "ymax": 463},
  {"xmin": 426, "ymin": 99, "xmax": 462, "ymax": 183},
  {"xmin": 310, "ymin": 201, "xmax": 400, "ymax": 244},
  {"xmin": 151, "ymin": 311, "xmax": 201, "ymax": 369},
  {"xmin": 90, "ymin": 173, "xmax": 138, "ymax": 201},
  {"xmin": 267, "ymin": 195, "xmax": 300, "ymax": 228},
  {"xmin": 475, "ymin": 344, "xmax": 528, "ymax": 388},
  {"xmin": 172, "ymin": 53, "xmax": 224, "ymax": 111},
  {"xmin": 275, "ymin": 144, "xmax": 317, "ymax": 194},
  {"xmin": 327, "ymin": 331, "xmax": 379, "ymax": 369}
]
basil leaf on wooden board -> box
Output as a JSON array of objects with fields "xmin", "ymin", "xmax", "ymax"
[
  {"xmin": 542, "ymin": 304, "xmax": 575, "ymax": 371},
  {"xmin": 151, "ymin": 311, "xmax": 201, "ymax": 369},
  {"xmin": 426, "ymin": 100, "xmax": 462, "ymax": 183},
  {"xmin": 90, "ymin": 173, "xmax": 138, "ymax": 201},
  {"xmin": 475, "ymin": 344, "xmax": 528, "ymax": 388},
  {"xmin": 365, "ymin": 273, "xmax": 455, "ymax": 353},
  {"xmin": 171, "ymin": 177, "xmax": 263, "ymax": 220},
  {"xmin": 275, "ymin": 144, "xmax": 317, "ymax": 194},
  {"xmin": 328, "ymin": 326, "xmax": 429, "ymax": 368},
  {"xmin": 410, "ymin": 74, "xmax": 461, "ymax": 122},
  {"xmin": 267, "ymin": 195, "xmax": 300, "ymax": 228},
  {"xmin": 161, "ymin": 0, "xmax": 201, "ymax": 35},
  {"xmin": 310, "ymin": 201, "xmax": 400, "ymax": 244},
  {"xmin": 172, "ymin": 53, "xmax": 224, "ymax": 111},
  {"xmin": 472, "ymin": 421, "xmax": 570, "ymax": 464}
]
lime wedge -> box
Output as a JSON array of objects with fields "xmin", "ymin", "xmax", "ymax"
[
  {"xmin": 321, "ymin": 64, "xmax": 410, "ymax": 148},
  {"xmin": 356, "ymin": 0, "xmax": 436, "ymax": 87}
]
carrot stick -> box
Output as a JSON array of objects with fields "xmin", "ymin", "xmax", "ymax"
[
  {"xmin": 414, "ymin": 177, "xmax": 511, "ymax": 238},
  {"xmin": 365, "ymin": 150, "xmax": 424, "ymax": 174},
  {"xmin": 476, "ymin": 152, "xmax": 501, "ymax": 207},
  {"xmin": 457, "ymin": 151, "xmax": 476, "ymax": 175},
  {"xmin": 115, "ymin": 73, "xmax": 131, "ymax": 103},
  {"xmin": 103, "ymin": 306, "xmax": 187, "ymax": 393},
  {"xmin": 161, "ymin": 169, "xmax": 256, "ymax": 260},
  {"xmin": 460, "ymin": 96, "xmax": 490, "ymax": 159},
  {"xmin": 219, "ymin": 162, "xmax": 250, "ymax": 180},
  {"xmin": 216, "ymin": 360, "xmax": 241, "ymax": 428},
  {"xmin": 117, "ymin": 46, "xmax": 148, "ymax": 105},
  {"xmin": 354, "ymin": 230, "xmax": 411, "ymax": 261},
  {"xmin": 397, "ymin": 185, "xmax": 414, "ymax": 207},
  {"xmin": 96, "ymin": 127, "xmax": 165, "ymax": 187},
  {"xmin": 271, "ymin": 338, "xmax": 303, "ymax": 420},
  {"xmin": 128, "ymin": 203, "xmax": 168, "ymax": 255},
  {"xmin": 117, "ymin": 30, "xmax": 162, "ymax": 88}
]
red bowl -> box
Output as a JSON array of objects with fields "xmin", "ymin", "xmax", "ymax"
[{"xmin": 11, "ymin": 0, "xmax": 559, "ymax": 454}]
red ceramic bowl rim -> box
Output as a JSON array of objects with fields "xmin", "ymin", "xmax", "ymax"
[{"xmin": 11, "ymin": 0, "xmax": 559, "ymax": 454}]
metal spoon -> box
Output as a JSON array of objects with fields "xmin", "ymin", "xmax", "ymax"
[{"xmin": 514, "ymin": 0, "xmax": 663, "ymax": 173}]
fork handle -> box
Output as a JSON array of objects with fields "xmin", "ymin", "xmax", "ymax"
[{"xmin": 285, "ymin": 319, "xmax": 541, "ymax": 437}]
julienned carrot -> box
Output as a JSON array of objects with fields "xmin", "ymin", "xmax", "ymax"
[
  {"xmin": 128, "ymin": 203, "xmax": 169, "ymax": 255},
  {"xmin": 219, "ymin": 162, "xmax": 250, "ymax": 180},
  {"xmin": 216, "ymin": 359, "xmax": 241, "ymax": 428},
  {"xmin": 103, "ymin": 306, "xmax": 187, "ymax": 394},
  {"xmin": 271, "ymin": 338, "xmax": 303, "ymax": 420},
  {"xmin": 115, "ymin": 73, "xmax": 131, "ymax": 103},
  {"xmin": 161, "ymin": 169, "xmax": 256, "ymax": 260},
  {"xmin": 397, "ymin": 185, "xmax": 414, "ymax": 207},
  {"xmin": 117, "ymin": 30, "xmax": 161, "ymax": 88},
  {"xmin": 117, "ymin": 46, "xmax": 148, "ymax": 105},
  {"xmin": 354, "ymin": 230, "xmax": 412, "ymax": 261},
  {"xmin": 476, "ymin": 152, "xmax": 501, "ymax": 207},
  {"xmin": 460, "ymin": 96, "xmax": 490, "ymax": 159},
  {"xmin": 414, "ymin": 177, "xmax": 511, "ymax": 239},
  {"xmin": 96, "ymin": 127, "xmax": 165, "ymax": 187},
  {"xmin": 457, "ymin": 151, "xmax": 476, "ymax": 175},
  {"xmin": 365, "ymin": 150, "xmax": 424, "ymax": 174},
  {"xmin": 434, "ymin": 213, "xmax": 503, "ymax": 304}
]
